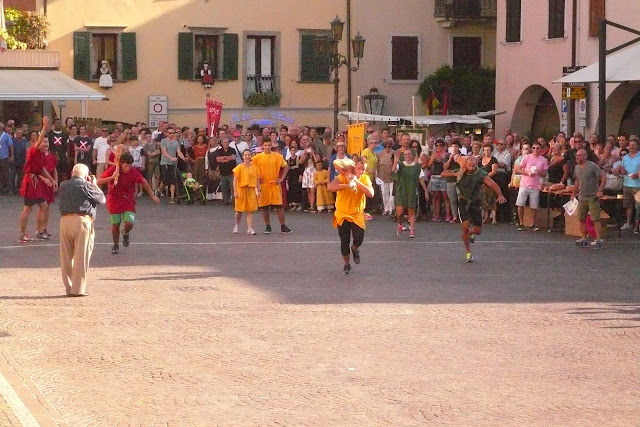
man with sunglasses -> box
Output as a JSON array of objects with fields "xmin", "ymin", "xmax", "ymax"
[
  {"xmin": 159, "ymin": 128, "xmax": 187, "ymax": 203},
  {"xmin": 564, "ymin": 132, "xmax": 596, "ymax": 180},
  {"xmin": 514, "ymin": 142, "xmax": 549, "ymax": 231}
]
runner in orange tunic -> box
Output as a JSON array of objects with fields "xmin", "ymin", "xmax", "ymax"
[
  {"xmin": 251, "ymin": 139, "xmax": 292, "ymax": 234},
  {"xmin": 327, "ymin": 157, "xmax": 374, "ymax": 274}
]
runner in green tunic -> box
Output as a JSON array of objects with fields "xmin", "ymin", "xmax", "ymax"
[
  {"xmin": 442, "ymin": 156, "xmax": 506, "ymax": 262},
  {"xmin": 392, "ymin": 149, "xmax": 428, "ymax": 238}
]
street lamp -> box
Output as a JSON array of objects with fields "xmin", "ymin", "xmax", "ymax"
[
  {"xmin": 315, "ymin": 16, "xmax": 365, "ymax": 136},
  {"xmin": 362, "ymin": 87, "xmax": 387, "ymax": 116}
]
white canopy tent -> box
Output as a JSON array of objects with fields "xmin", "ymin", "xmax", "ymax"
[
  {"xmin": 0, "ymin": 70, "xmax": 105, "ymax": 101},
  {"xmin": 0, "ymin": 69, "xmax": 105, "ymax": 117},
  {"xmin": 554, "ymin": 43, "xmax": 640, "ymax": 84},
  {"xmin": 338, "ymin": 111, "xmax": 492, "ymax": 126}
]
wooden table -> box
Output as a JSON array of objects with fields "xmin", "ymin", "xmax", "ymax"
[{"xmin": 541, "ymin": 188, "xmax": 624, "ymax": 238}]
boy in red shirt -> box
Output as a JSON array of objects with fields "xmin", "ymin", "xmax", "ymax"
[
  {"xmin": 19, "ymin": 117, "xmax": 57, "ymax": 243},
  {"xmin": 99, "ymin": 152, "xmax": 159, "ymax": 254}
]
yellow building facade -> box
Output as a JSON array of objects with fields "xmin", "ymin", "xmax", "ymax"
[{"xmin": 36, "ymin": 0, "xmax": 496, "ymax": 130}]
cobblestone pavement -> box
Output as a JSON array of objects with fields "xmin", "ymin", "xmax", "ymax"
[{"xmin": 0, "ymin": 196, "xmax": 639, "ymax": 426}]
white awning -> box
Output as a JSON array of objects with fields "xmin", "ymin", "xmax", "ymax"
[
  {"xmin": 0, "ymin": 69, "xmax": 105, "ymax": 101},
  {"xmin": 338, "ymin": 111, "xmax": 404, "ymax": 122},
  {"xmin": 554, "ymin": 43, "xmax": 640, "ymax": 84},
  {"xmin": 338, "ymin": 111, "xmax": 491, "ymax": 126}
]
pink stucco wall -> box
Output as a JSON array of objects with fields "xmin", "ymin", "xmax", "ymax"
[{"xmin": 495, "ymin": 0, "xmax": 640, "ymax": 138}]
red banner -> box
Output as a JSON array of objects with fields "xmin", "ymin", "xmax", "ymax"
[{"xmin": 206, "ymin": 99, "xmax": 223, "ymax": 138}]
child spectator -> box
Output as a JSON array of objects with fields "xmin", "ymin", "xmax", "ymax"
[
  {"xmin": 313, "ymin": 160, "xmax": 334, "ymax": 212},
  {"xmin": 302, "ymin": 158, "xmax": 317, "ymax": 212},
  {"xmin": 232, "ymin": 150, "xmax": 260, "ymax": 235}
]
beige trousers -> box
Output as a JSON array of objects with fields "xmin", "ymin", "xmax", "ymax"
[{"xmin": 59, "ymin": 215, "xmax": 95, "ymax": 296}]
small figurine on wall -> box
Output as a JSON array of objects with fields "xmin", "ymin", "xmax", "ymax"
[
  {"xmin": 98, "ymin": 60, "xmax": 113, "ymax": 89},
  {"xmin": 200, "ymin": 61, "xmax": 214, "ymax": 88}
]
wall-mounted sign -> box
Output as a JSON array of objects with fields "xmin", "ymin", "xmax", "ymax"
[
  {"xmin": 562, "ymin": 86, "xmax": 586, "ymax": 99},
  {"xmin": 149, "ymin": 95, "xmax": 168, "ymax": 128}
]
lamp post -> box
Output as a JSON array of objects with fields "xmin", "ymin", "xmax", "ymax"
[
  {"xmin": 314, "ymin": 16, "xmax": 365, "ymax": 136},
  {"xmin": 362, "ymin": 87, "xmax": 387, "ymax": 116}
]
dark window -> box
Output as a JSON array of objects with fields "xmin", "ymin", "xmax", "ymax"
[
  {"xmin": 506, "ymin": 0, "xmax": 522, "ymax": 42},
  {"xmin": 589, "ymin": 0, "xmax": 606, "ymax": 37},
  {"xmin": 453, "ymin": 37, "xmax": 482, "ymax": 68},
  {"xmin": 178, "ymin": 32, "xmax": 238, "ymax": 81},
  {"xmin": 391, "ymin": 36, "xmax": 419, "ymax": 80},
  {"xmin": 194, "ymin": 35, "xmax": 219, "ymax": 79},
  {"xmin": 548, "ymin": 0, "xmax": 566, "ymax": 39},
  {"xmin": 91, "ymin": 34, "xmax": 117, "ymax": 79},
  {"xmin": 452, "ymin": 0, "xmax": 481, "ymax": 17}
]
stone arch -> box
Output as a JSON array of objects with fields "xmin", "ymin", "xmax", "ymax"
[
  {"xmin": 599, "ymin": 82, "xmax": 640, "ymax": 136},
  {"xmin": 511, "ymin": 85, "xmax": 559, "ymax": 140}
]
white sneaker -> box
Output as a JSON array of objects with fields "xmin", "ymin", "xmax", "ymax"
[
  {"xmin": 233, "ymin": 224, "xmax": 239, "ymax": 234},
  {"xmin": 247, "ymin": 228, "xmax": 256, "ymax": 235},
  {"xmin": 620, "ymin": 223, "xmax": 632, "ymax": 231}
]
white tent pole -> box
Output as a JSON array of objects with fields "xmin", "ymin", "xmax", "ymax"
[
  {"xmin": 356, "ymin": 96, "xmax": 361, "ymax": 124},
  {"xmin": 412, "ymin": 96, "xmax": 416, "ymax": 125}
]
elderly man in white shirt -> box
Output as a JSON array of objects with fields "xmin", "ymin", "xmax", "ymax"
[{"xmin": 493, "ymin": 138, "xmax": 512, "ymax": 222}]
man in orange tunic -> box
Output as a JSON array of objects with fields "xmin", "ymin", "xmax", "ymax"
[{"xmin": 251, "ymin": 139, "xmax": 292, "ymax": 234}]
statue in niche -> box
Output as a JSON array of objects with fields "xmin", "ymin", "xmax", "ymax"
[
  {"xmin": 200, "ymin": 61, "xmax": 214, "ymax": 88},
  {"xmin": 98, "ymin": 59, "xmax": 113, "ymax": 89}
]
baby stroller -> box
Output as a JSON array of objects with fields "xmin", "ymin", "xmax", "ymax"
[{"xmin": 174, "ymin": 164, "xmax": 207, "ymax": 205}]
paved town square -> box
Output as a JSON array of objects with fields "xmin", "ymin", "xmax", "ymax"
[{"xmin": 0, "ymin": 197, "xmax": 638, "ymax": 426}]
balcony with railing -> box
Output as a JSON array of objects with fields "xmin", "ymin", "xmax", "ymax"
[
  {"xmin": 244, "ymin": 75, "xmax": 280, "ymax": 107},
  {"xmin": 246, "ymin": 74, "xmax": 277, "ymax": 94},
  {"xmin": 0, "ymin": 49, "xmax": 61, "ymax": 69},
  {"xmin": 434, "ymin": 0, "xmax": 497, "ymax": 25}
]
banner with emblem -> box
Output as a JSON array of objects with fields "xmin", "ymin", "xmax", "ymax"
[
  {"xmin": 206, "ymin": 99, "xmax": 224, "ymax": 138},
  {"xmin": 346, "ymin": 123, "xmax": 365, "ymax": 156}
]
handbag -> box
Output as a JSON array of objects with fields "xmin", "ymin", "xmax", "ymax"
[
  {"xmin": 604, "ymin": 173, "xmax": 623, "ymax": 192},
  {"xmin": 208, "ymin": 168, "xmax": 220, "ymax": 182}
]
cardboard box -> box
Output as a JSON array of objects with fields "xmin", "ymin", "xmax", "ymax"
[
  {"xmin": 522, "ymin": 207, "xmax": 560, "ymax": 229},
  {"xmin": 564, "ymin": 211, "xmax": 610, "ymax": 237}
]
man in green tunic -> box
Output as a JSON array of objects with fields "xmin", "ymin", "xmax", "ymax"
[
  {"xmin": 393, "ymin": 149, "xmax": 428, "ymax": 238},
  {"xmin": 443, "ymin": 156, "xmax": 506, "ymax": 262}
]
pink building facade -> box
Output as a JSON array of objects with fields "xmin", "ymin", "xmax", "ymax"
[{"xmin": 495, "ymin": 0, "xmax": 640, "ymax": 140}]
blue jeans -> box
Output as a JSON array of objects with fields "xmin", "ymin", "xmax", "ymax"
[{"xmin": 219, "ymin": 174, "xmax": 234, "ymax": 203}]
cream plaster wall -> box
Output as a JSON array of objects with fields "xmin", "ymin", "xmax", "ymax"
[{"xmin": 39, "ymin": 0, "xmax": 496, "ymax": 129}]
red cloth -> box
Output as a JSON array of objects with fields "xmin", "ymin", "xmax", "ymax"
[
  {"xmin": 20, "ymin": 146, "xmax": 47, "ymax": 200},
  {"xmin": 101, "ymin": 165, "xmax": 145, "ymax": 214},
  {"xmin": 43, "ymin": 153, "xmax": 58, "ymax": 204}
]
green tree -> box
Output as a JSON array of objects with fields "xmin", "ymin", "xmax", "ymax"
[
  {"xmin": 418, "ymin": 65, "xmax": 495, "ymax": 114},
  {"xmin": 4, "ymin": 7, "xmax": 50, "ymax": 49}
]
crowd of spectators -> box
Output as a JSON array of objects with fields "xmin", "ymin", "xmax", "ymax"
[{"xmin": 1, "ymin": 117, "xmax": 638, "ymax": 235}]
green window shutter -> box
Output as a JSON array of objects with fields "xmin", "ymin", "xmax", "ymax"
[
  {"xmin": 178, "ymin": 32, "xmax": 194, "ymax": 80},
  {"xmin": 73, "ymin": 32, "xmax": 91, "ymax": 81},
  {"xmin": 300, "ymin": 34, "xmax": 316, "ymax": 82},
  {"xmin": 120, "ymin": 32, "xmax": 137, "ymax": 81},
  {"xmin": 222, "ymin": 33, "xmax": 239, "ymax": 80},
  {"xmin": 300, "ymin": 34, "xmax": 330, "ymax": 82},
  {"xmin": 316, "ymin": 41, "xmax": 330, "ymax": 82}
]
